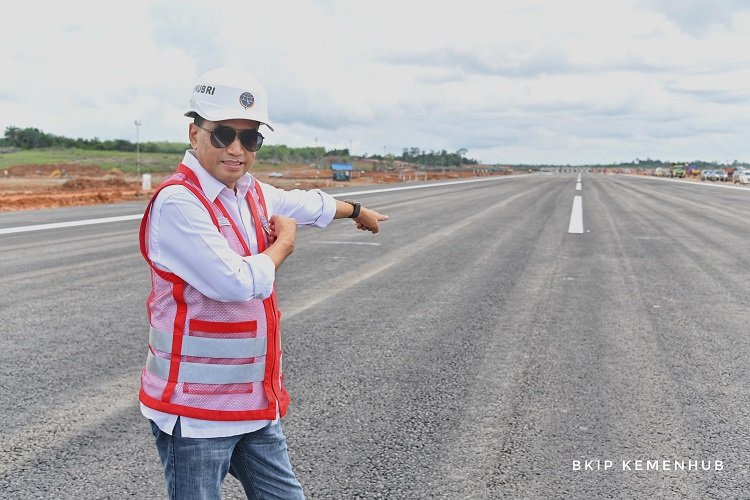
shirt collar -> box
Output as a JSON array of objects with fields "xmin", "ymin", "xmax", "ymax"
[{"xmin": 182, "ymin": 150, "xmax": 254, "ymax": 201}]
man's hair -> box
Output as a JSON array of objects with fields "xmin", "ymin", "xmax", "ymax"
[{"xmin": 193, "ymin": 115, "xmax": 206, "ymax": 126}]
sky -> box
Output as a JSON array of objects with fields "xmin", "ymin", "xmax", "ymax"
[{"xmin": 1, "ymin": 0, "xmax": 749, "ymax": 165}]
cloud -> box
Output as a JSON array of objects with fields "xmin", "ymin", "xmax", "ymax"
[
  {"xmin": 642, "ymin": 0, "xmax": 750, "ymax": 34},
  {"xmin": 383, "ymin": 47, "xmax": 573, "ymax": 78},
  {"xmin": 0, "ymin": 0, "xmax": 198, "ymax": 142},
  {"xmin": 1, "ymin": 0, "xmax": 749, "ymax": 164}
]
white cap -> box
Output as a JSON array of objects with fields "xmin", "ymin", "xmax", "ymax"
[{"xmin": 185, "ymin": 66, "xmax": 274, "ymax": 131}]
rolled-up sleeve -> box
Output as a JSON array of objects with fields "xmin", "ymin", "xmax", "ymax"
[
  {"xmin": 149, "ymin": 187, "xmax": 276, "ymax": 302},
  {"xmin": 243, "ymin": 253, "xmax": 275, "ymax": 299}
]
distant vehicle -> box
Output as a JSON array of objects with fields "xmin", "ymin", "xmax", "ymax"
[
  {"xmin": 733, "ymin": 168, "xmax": 750, "ymax": 184},
  {"xmin": 670, "ymin": 165, "xmax": 686, "ymax": 178},
  {"xmin": 700, "ymin": 169, "xmax": 714, "ymax": 181},
  {"xmin": 268, "ymin": 172, "xmax": 284, "ymax": 178},
  {"xmin": 654, "ymin": 167, "xmax": 669, "ymax": 177},
  {"xmin": 713, "ymin": 169, "xmax": 728, "ymax": 182}
]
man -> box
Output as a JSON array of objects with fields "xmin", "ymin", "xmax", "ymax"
[{"xmin": 138, "ymin": 66, "xmax": 388, "ymax": 499}]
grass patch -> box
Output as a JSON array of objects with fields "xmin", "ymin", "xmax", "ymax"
[{"xmin": 0, "ymin": 148, "xmax": 182, "ymax": 173}]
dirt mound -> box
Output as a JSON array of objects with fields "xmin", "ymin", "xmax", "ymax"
[
  {"xmin": 0, "ymin": 191, "xmax": 138, "ymax": 211},
  {"xmin": 0, "ymin": 163, "xmax": 146, "ymax": 211},
  {"xmin": 62, "ymin": 177, "xmax": 132, "ymax": 190},
  {"xmin": 6, "ymin": 164, "xmax": 111, "ymax": 177}
]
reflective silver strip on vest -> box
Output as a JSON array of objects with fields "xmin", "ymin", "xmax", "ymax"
[
  {"xmin": 149, "ymin": 327, "xmax": 267, "ymax": 359},
  {"xmin": 146, "ymin": 351, "xmax": 266, "ymax": 384}
]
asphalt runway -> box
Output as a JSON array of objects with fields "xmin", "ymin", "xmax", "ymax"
[{"xmin": 1, "ymin": 174, "xmax": 749, "ymax": 499}]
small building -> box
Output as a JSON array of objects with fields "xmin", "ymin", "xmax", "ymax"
[{"xmin": 331, "ymin": 163, "xmax": 353, "ymax": 181}]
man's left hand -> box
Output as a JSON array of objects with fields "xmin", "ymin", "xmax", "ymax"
[{"xmin": 354, "ymin": 207, "xmax": 389, "ymax": 234}]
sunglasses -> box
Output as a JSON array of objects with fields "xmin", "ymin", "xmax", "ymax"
[{"xmin": 196, "ymin": 123, "xmax": 264, "ymax": 152}]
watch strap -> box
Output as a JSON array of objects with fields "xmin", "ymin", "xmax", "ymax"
[{"xmin": 345, "ymin": 201, "xmax": 361, "ymax": 219}]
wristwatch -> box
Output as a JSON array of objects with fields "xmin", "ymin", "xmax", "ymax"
[{"xmin": 344, "ymin": 200, "xmax": 361, "ymax": 219}]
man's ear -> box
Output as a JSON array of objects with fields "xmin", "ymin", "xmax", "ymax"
[{"xmin": 188, "ymin": 123, "xmax": 199, "ymax": 149}]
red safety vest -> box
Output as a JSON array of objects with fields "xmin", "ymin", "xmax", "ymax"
[{"xmin": 138, "ymin": 164, "xmax": 289, "ymax": 421}]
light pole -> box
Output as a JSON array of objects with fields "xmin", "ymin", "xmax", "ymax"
[{"xmin": 134, "ymin": 120, "xmax": 142, "ymax": 179}]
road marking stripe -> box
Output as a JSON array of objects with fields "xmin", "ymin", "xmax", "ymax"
[
  {"xmin": 332, "ymin": 175, "xmax": 513, "ymax": 197},
  {"xmin": 0, "ymin": 214, "xmax": 142, "ymax": 235},
  {"xmin": 0, "ymin": 176, "xmax": 515, "ymax": 235},
  {"xmin": 576, "ymin": 182, "xmax": 582, "ymax": 191},
  {"xmin": 568, "ymin": 195, "xmax": 584, "ymax": 234},
  {"xmin": 310, "ymin": 240, "xmax": 381, "ymax": 246}
]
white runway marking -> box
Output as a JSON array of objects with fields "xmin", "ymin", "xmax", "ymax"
[
  {"xmin": 310, "ymin": 240, "xmax": 381, "ymax": 246},
  {"xmin": 576, "ymin": 182, "xmax": 582, "ymax": 191},
  {"xmin": 332, "ymin": 175, "xmax": 515, "ymax": 197},
  {"xmin": 568, "ymin": 195, "xmax": 584, "ymax": 234},
  {"xmin": 0, "ymin": 176, "xmax": 516, "ymax": 235},
  {"xmin": 0, "ymin": 214, "xmax": 143, "ymax": 235}
]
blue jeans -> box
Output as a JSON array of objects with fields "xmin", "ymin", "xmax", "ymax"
[{"xmin": 150, "ymin": 418, "xmax": 305, "ymax": 500}]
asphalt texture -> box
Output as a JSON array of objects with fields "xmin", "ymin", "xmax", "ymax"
[{"xmin": 1, "ymin": 174, "xmax": 749, "ymax": 499}]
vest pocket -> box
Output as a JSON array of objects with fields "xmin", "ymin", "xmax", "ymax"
[{"xmin": 189, "ymin": 319, "xmax": 258, "ymax": 338}]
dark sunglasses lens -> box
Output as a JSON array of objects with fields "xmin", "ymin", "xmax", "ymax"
[
  {"xmin": 208, "ymin": 126, "xmax": 262, "ymax": 151},
  {"xmin": 210, "ymin": 126, "xmax": 237, "ymax": 149},
  {"xmin": 240, "ymin": 130, "xmax": 263, "ymax": 152}
]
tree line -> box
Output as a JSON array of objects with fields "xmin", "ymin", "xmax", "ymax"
[
  {"xmin": 1, "ymin": 126, "xmax": 481, "ymax": 166},
  {"xmin": 1, "ymin": 126, "xmax": 187, "ymax": 154},
  {"xmin": 364, "ymin": 147, "xmax": 479, "ymax": 167},
  {"xmin": 399, "ymin": 147, "xmax": 478, "ymax": 167}
]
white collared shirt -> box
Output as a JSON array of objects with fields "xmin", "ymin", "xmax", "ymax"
[{"xmin": 141, "ymin": 150, "xmax": 336, "ymax": 438}]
